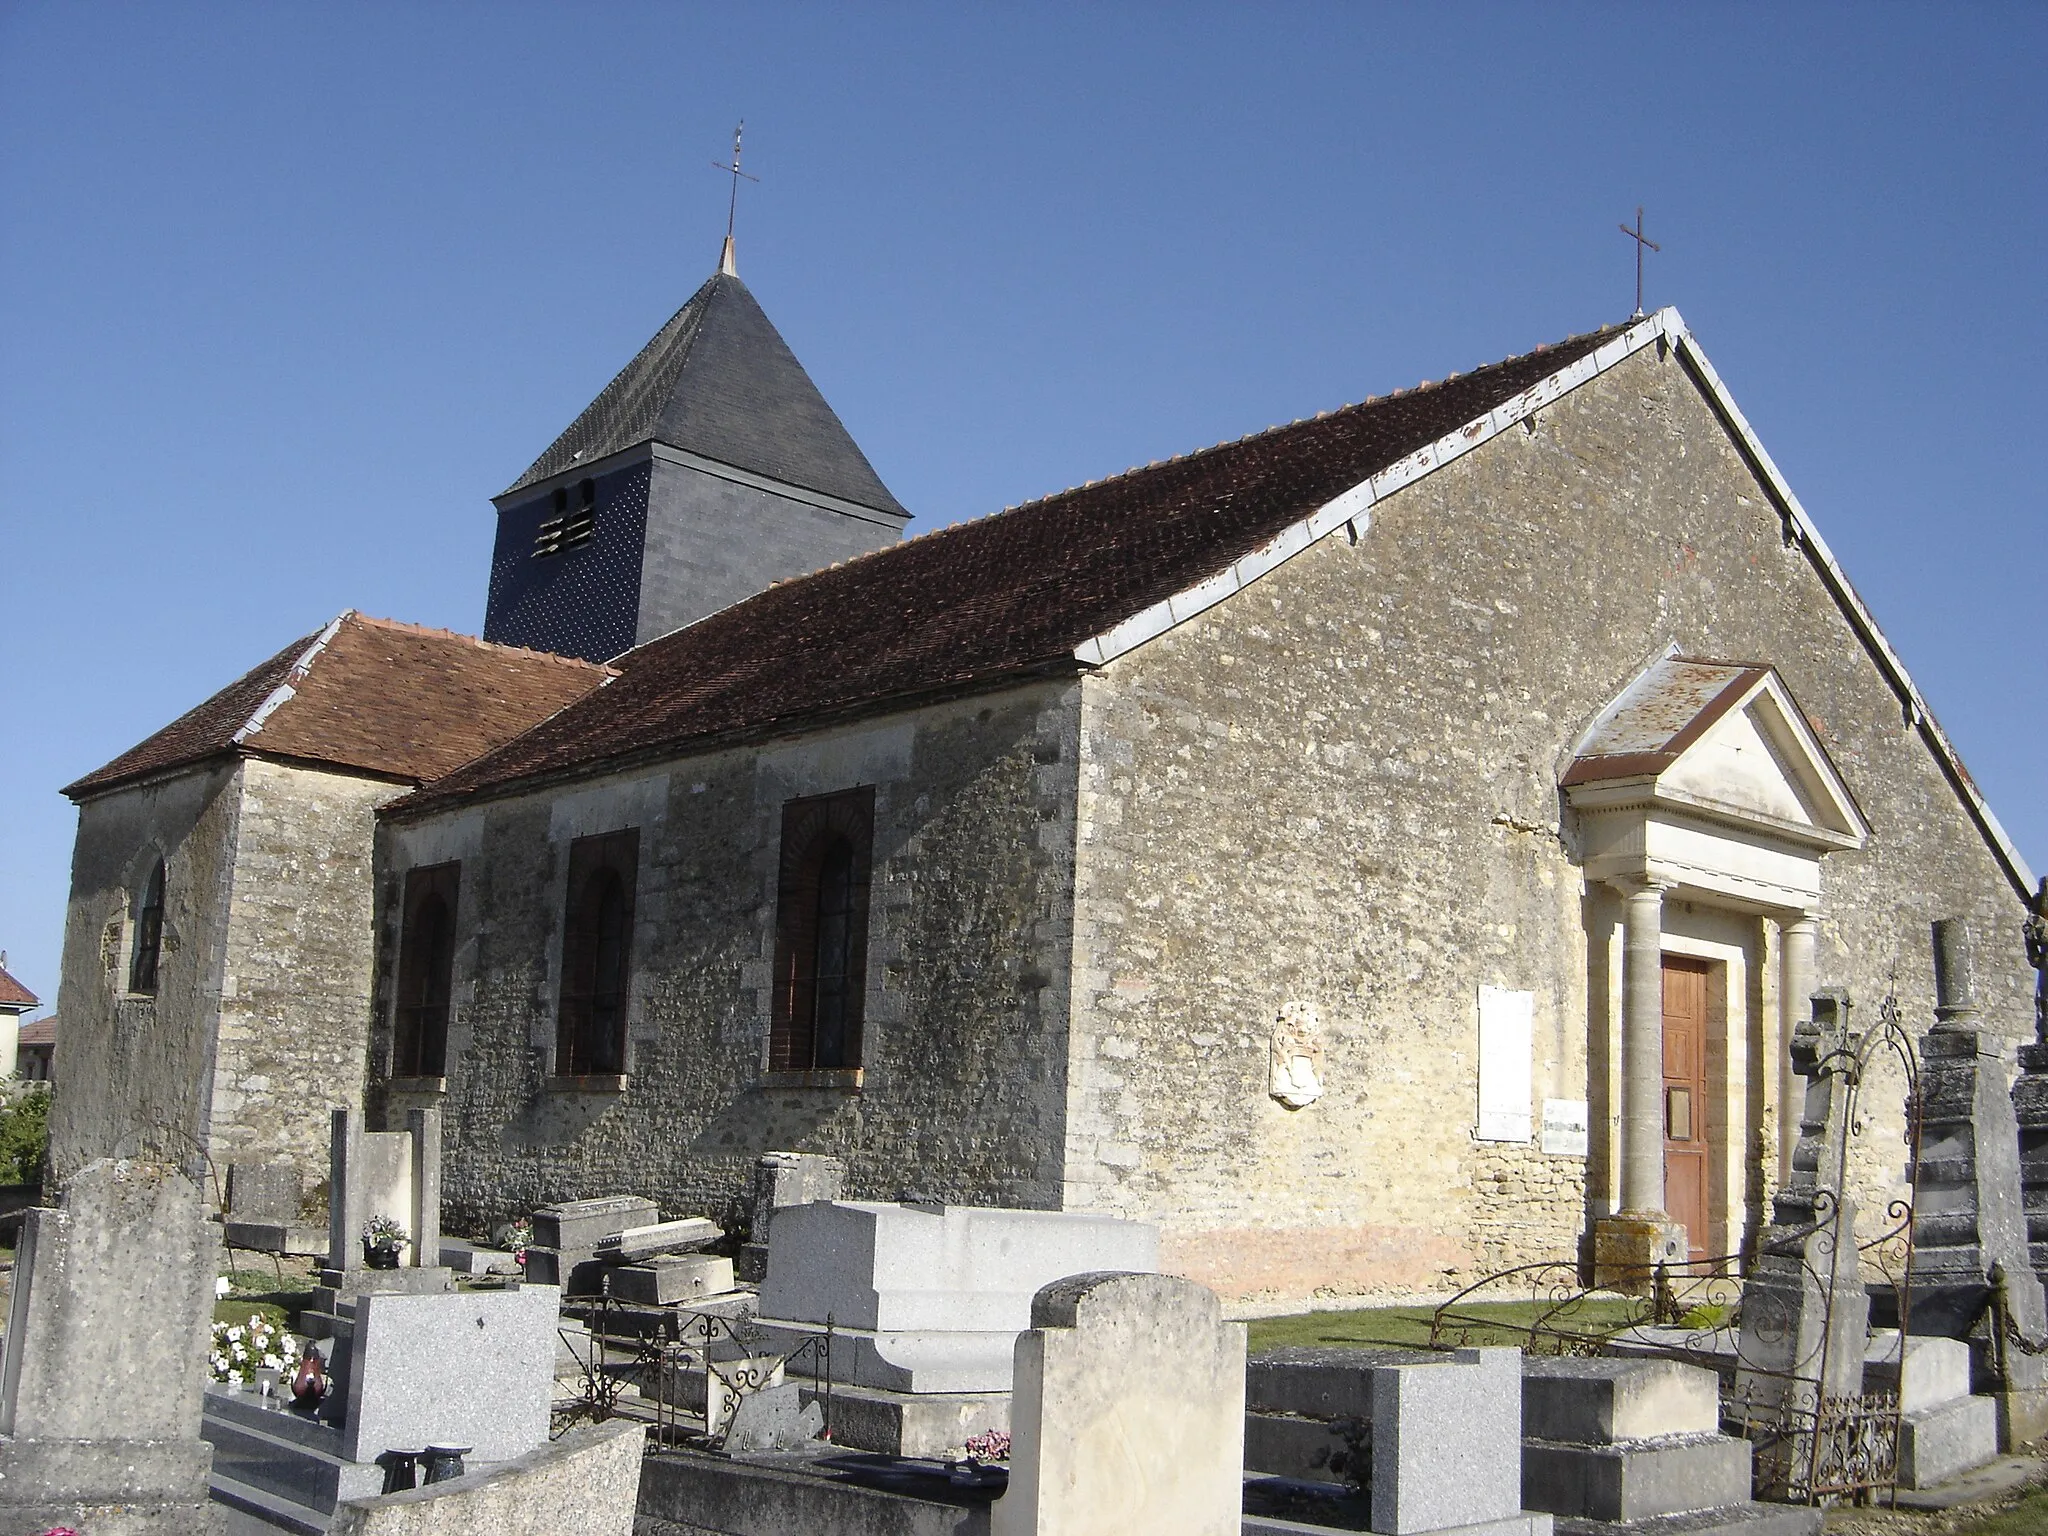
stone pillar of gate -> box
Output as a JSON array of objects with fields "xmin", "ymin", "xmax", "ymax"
[
  {"xmin": 1593, "ymin": 877, "xmax": 1687, "ymax": 1293},
  {"xmin": 1778, "ymin": 914, "xmax": 1818, "ymax": 1186}
]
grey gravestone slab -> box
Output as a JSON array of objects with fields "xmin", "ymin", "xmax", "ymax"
[
  {"xmin": 327, "ymin": 1107, "xmax": 440, "ymax": 1275},
  {"xmin": 340, "ymin": 1284, "xmax": 560, "ymax": 1465},
  {"xmin": 1373, "ymin": 1348, "xmax": 1525, "ymax": 1536},
  {"xmin": 0, "ymin": 1158, "xmax": 222, "ymax": 1533},
  {"xmin": 227, "ymin": 1161, "xmax": 302, "ymax": 1224},
  {"xmin": 991, "ymin": 1272, "xmax": 1244, "ymax": 1536},
  {"xmin": 1899, "ymin": 1394, "xmax": 1999, "ymax": 1490},
  {"xmin": 741, "ymin": 1151, "xmax": 845, "ymax": 1282}
]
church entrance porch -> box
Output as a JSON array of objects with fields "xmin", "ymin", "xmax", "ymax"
[{"xmin": 1565, "ymin": 656, "xmax": 1870, "ymax": 1291}]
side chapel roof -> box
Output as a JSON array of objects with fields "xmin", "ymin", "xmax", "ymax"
[
  {"xmin": 0, "ymin": 965, "xmax": 37, "ymax": 1010},
  {"xmin": 65, "ymin": 613, "xmax": 612, "ymax": 800},
  {"xmin": 502, "ymin": 270, "xmax": 907, "ymax": 518},
  {"xmin": 400, "ymin": 322, "xmax": 1627, "ymax": 812}
]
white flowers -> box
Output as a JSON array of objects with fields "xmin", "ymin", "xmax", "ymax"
[{"xmin": 209, "ymin": 1312, "xmax": 297, "ymax": 1388}]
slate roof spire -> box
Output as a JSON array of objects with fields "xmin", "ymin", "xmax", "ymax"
[{"xmin": 503, "ymin": 266, "xmax": 904, "ymax": 519}]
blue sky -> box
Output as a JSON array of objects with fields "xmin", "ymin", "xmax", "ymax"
[{"xmin": 2, "ymin": 4, "xmax": 2043, "ymax": 1012}]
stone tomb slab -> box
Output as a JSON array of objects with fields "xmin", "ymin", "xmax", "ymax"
[
  {"xmin": 759, "ymin": 1200, "xmax": 1159, "ymax": 1332},
  {"xmin": 608, "ymin": 1253, "xmax": 735, "ymax": 1306},
  {"xmin": 1522, "ymin": 1357, "xmax": 1720, "ymax": 1446},
  {"xmin": 531, "ymin": 1196, "xmax": 658, "ymax": 1252}
]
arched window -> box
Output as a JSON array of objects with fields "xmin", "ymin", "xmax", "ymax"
[
  {"xmin": 394, "ymin": 863, "xmax": 460, "ymax": 1079},
  {"xmin": 772, "ymin": 788, "xmax": 874, "ymax": 1072},
  {"xmin": 130, "ymin": 856, "xmax": 165, "ymax": 996},
  {"xmin": 557, "ymin": 830, "xmax": 638, "ymax": 1077}
]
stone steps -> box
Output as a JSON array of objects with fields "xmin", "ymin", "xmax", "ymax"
[
  {"xmin": 201, "ymin": 1389, "xmax": 382, "ymax": 1519},
  {"xmin": 1522, "ymin": 1434, "xmax": 1750, "ymax": 1523},
  {"xmin": 209, "ymin": 1470, "xmax": 331, "ymax": 1536}
]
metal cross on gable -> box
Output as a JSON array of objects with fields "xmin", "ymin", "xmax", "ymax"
[
  {"xmin": 715, "ymin": 121, "xmax": 760, "ymax": 248},
  {"xmin": 1618, "ymin": 206, "xmax": 1660, "ymax": 318}
]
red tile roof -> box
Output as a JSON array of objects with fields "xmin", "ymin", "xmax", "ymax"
[
  {"xmin": 66, "ymin": 613, "xmax": 612, "ymax": 799},
  {"xmin": 15, "ymin": 1017, "xmax": 54, "ymax": 1047},
  {"xmin": 397, "ymin": 322, "xmax": 1624, "ymax": 815},
  {"xmin": 0, "ymin": 966, "xmax": 38, "ymax": 1010}
]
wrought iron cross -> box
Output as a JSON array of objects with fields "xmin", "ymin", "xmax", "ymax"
[
  {"xmin": 1618, "ymin": 206, "xmax": 1660, "ymax": 318},
  {"xmin": 715, "ymin": 121, "xmax": 760, "ymax": 247}
]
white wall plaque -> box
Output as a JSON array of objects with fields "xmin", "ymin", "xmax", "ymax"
[
  {"xmin": 1476, "ymin": 986, "xmax": 1534, "ymax": 1142},
  {"xmin": 1541, "ymin": 1098, "xmax": 1590, "ymax": 1157}
]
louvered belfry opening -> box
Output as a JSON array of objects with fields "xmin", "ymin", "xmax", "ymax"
[
  {"xmin": 557, "ymin": 829, "xmax": 639, "ymax": 1076},
  {"xmin": 129, "ymin": 856, "xmax": 165, "ymax": 996},
  {"xmin": 772, "ymin": 788, "xmax": 874, "ymax": 1072},
  {"xmin": 394, "ymin": 862, "xmax": 460, "ymax": 1078}
]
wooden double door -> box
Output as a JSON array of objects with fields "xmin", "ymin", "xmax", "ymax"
[{"xmin": 1661, "ymin": 956, "xmax": 1713, "ymax": 1263}]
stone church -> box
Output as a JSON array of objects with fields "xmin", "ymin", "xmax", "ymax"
[{"xmin": 53, "ymin": 245, "xmax": 2037, "ymax": 1303}]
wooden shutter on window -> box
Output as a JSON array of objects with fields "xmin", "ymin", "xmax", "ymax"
[
  {"xmin": 394, "ymin": 862, "xmax": 460, "ymax": 1078},
  {"xmin": 771, "ymin": 788, "xmax": 874, "ymax": 1072},
  {"xmin": 557, "ymin": 830, "xmax": 638, "ymax": 1076}
]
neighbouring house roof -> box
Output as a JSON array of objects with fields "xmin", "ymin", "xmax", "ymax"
[
  {"xmin": 15, "ymin": 1017, "xmax": 53, "ymax": 1048},
  {"xmin": 64, "ymin": 612, "xmax": 613, "ymax": 800},
  {"xmin": 502, "ymin": 269, "xmax": 907, "ymax": 518},
  {"xmin": 0, "ymin": 966, "xmax": 37, "ymax": 1011},
  {"xmin": 398, "ymin": 321, "xmax": 1627, "ymax": 814}
]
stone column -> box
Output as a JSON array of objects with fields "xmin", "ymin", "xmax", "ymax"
[
  {"xmin": 1593, "ymin": 878, "xmax": 1686, "ymax": 1291},
  {"xmin": 1618, "ymin": 878, "xmax": 1671, "ymax": 1217},
  {"xmin": 1778, "ymin": 915, "xmax": 1817, "ymax": 1184}
]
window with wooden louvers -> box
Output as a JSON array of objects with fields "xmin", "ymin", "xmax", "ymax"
[
  {"xmin": 557, "ymin": 830, "xmax": 638, "ymax": 1076},
  {"xmin": 771, "ymin": 788, "xmax": 874, "ymax": 1072},
  {"xmin": 394, "ymin": 862, "xmax": 460, "ymax": 1078}
]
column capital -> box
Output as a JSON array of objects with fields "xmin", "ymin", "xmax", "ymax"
[
  {"xmin": 1609, "ymin": 875, "xmax": 1676, "ymax": 900},
  {"xmin": 1781, "ymin": 911, "xmax": 1820, "ymax": 936}
]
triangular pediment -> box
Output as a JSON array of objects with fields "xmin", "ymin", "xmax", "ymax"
[{"xmin": 1564, "ymin": 655, "xmax": 1867, "ymax": 850}]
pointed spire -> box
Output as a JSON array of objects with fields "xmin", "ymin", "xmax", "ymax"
[{"xmin": 719, "ymin": 234, "xmax": 737, "ymax": 277}]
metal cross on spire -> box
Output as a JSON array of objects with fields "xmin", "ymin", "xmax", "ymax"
[
  {"xmin": 1618, "ymin": 206, "xmax": 1660, "ymax": 319},
  {"xmin": 714, "ymin": 121, "xmax": 759, "ymax": 276}
]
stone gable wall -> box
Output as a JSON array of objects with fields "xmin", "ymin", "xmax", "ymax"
[
  {"xmin": 207, "ymin": 758, "xmax": 397, "ymax": 1187},
  {"xmin": 1068, "ymin": 342, "xmax": 2031, "ymax": 1303},
  {"xmin": 383, "ymin": 682, "xmax": 1081, "ymax": 1239},
  {"xmin": 51, "ymin": 763, "xmax": 242, "ymax": 1182}
]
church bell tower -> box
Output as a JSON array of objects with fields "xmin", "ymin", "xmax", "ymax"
[{"xmin": 482, "ymin": 245, "xmax": 909, "ymax": 663}]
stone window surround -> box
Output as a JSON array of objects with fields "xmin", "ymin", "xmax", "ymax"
[{"xmin": 115, "ymin": 844, "xmax": 170, "ymax": 1003}]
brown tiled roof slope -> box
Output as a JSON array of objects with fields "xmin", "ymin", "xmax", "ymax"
[
  {"xmin": 400, "ymin": 321, "xmax": 1626, "ymax": 814},
  {"xmin": 16, "ymin": 1017, "xmax": 54, "ymax": 1047},
  {"xmin": 0, "ymin": 966, "xmax": 37, "ymax": 1009},
  {"xmin": 66, "ymin": 613, "xmax": 612, "ymax": 799}
]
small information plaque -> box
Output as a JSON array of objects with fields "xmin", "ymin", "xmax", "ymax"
[{"xmin": 1541, "ymin": 1098, "xmax": 1590, "ymax": 1157}]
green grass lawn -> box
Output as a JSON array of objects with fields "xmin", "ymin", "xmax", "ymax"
[
  {"xmin": 1948, "ymin": 1487, "xmax": 2048, "ymax": 1535},
  {"xmin": 1248, "ymin": 1297, "xmax": 1640, "ymax": 1356},
  {"xmin": 213, "ymin": 1266, "xmax": 313, "ymax": 1334}
]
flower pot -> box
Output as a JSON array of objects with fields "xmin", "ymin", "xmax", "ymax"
[{"xmin": 363, "ymin": 1240, "xmax": 401, "ymax": 1269}]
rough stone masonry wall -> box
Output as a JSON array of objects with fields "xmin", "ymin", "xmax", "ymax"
[
  {"xmin": 207, "ymin": 758, "xmax": 399, "ymax": 1191},
  {"xmin": 1069, "ymin": 341, "xmax": 2032, "ymax": 1304},
  {"xmin": 385, "ymin": 682, "xmax": 1080, "ymax": 1239},
  {"xmin": 50, "ymin": 763, "xmax": 242, "ymax": 1183}
]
